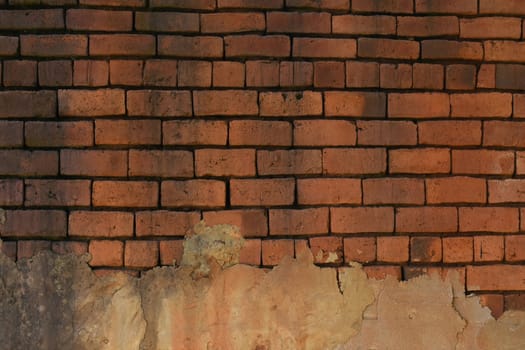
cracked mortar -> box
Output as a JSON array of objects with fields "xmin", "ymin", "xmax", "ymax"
[{"xmin": 1, "ymin": 222, "xmax": 525, "ymax": 349}]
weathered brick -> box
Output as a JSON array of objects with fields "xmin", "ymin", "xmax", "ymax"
[
  {"xmin": 0, "ymin": 9, "xmax": 63, "ymax": 30},
  {"xmin": 127, "ymin": 90, "xmax": 192, "ymax": 117},
  {"xmin": 515, "ymin": 94, "xmax": 525, "ymax": 117},
  {"xmin": 517, "ymin": 153, "xmax": 525, "ymax": 175},
  {"xmin": 80, "ymin": 0, "xmax": 144, "ymax": 6},
  {"xmin": 178, "ymin": 60, "xmax": 211, "ymax": 87},
  {"xmin": 17, "ymin": 241, "xmax": 51, "ymax": 260},
  {"xmin": 294, "ymin": 120, "xmax": 355, "ymax": 146},
  {"xmin": 225, "ymin": 35, "xmax": 289, "ymax": 57},
  {"xmin": 109, "ymin": 60, "xmax": 143, "ymax": 86},
  {"xmin": 0, "ymin": 36, "xmax": 18, "ymax": 56},
  {"xmin": 67, "ymin": 9, "xmax": 132, "ymax": 31},
  {"xmin": 202, "ymin": 12, "xmax": 265, "ymax": 33},
  {"xmin": 323, "ymin": 148, "xmax": 386, "ymax": 175},
  {"xmin": 136, "ymin": 12, "xmax": 199, "ymax": 32},
  {"xmin": 452, "ymin": 150, "xmax": 514, "ymax": 175},
  {"xmin": 246, "ymin": 60, "xmax": 279, "ymax": 87},
  {"xmin": 203, "ymin": 209, "xmax": 268, "ymax": 237},
  {"xmin": 89, "ymin": 240, "xmax": 123, "ymax": 267},
  {"xmin": 25, "ymin": 180, "xmax": 90, "ymax": 207},
  {"xmin": 39, "ymin": 60, "xmax": 72, "ymax": 86},
  {"xmin": 505, "ymin": 294, "xmax": 525, "ymax": 311},
  {"xmin": 426, "ymin": 177, "xmax": 486, "ymax": 204},
  {"xmin": 489, "ymin": 180, "xmax": 525, "ymax": 203},
  {"xmin": 136, "ymin": 211, "xmax": 200, "ymax": 237},
  {"xmin": 480, "ymin": 295, "xmax": 504, "ymax": 318},
  {"xmin": 486, "ymin": 41, "xmax": 525, "ymax": 63},
  {"xmin": 73, "ymin": 60, "xmax": 108, "ymax": 87},
  {"xmin": 474, "ymin": 236, "xmax": 504, "ymax": 262},
  {"xmin": 460, "ymin": 17, "xmax": 521, "ymax": 39},
  {"xmin": 505, "ymin": 236, "xmax": 525, "ymax": 262},
  {"xmin": 125, "ymin": 241, "xmax": 159, "ymax": 269},
  {"xmin": 380, "ymin": 63, "xmax": 412, "ymax": 89},
  {"xmin": 479, "ymin": 0, "xmax": 525, "ymax": 15},
  {"xmin": 285, "ymin": 0, "xmax": 348, "ymax": 10},
  {"xmin": 331, "ymin": 207, "xmax": 394, "ymax": 234},
  {"xmin": 195, "ymin": 149, "xmax": 255, "ymax": 177},
  {"xmin": 239, "ymin": 239, "xmax": 261, "ymax": 265},
  {"xmin": 90, "ymin": 34, "xmax": 155, "ymax": 56},
  {"xmin": 478, "ymin": 64, "xmax": 495, "ymax": 89},
  {"xmin": 388, "ymin": 93, "xmax": 449, "ymax": 118},
  {"xmin": 143, "ymin": 60, "xmax": 177, "ymax": 87},
  {"xmin": 413, "ymin": 63, "xmax": 444, "ymax": 90},
  {"xmin": 325, "ymin": 91, "xmax": 386, "ymax": 117},
  {"xmin": 0, "ymin": 91, "xmax": 55, "ymax": 118},
  {"xmin": 314, "ymin": 61, "xmax": 344, "ymax": 88},
  {"xmin": 95, "ymin": 120, "xmax": 160, "ymax": 145},
  {"xmin": 0, "ymin": 210, "xmax": 66, "ymax": 238},
  {"xmin": 352, "ymin": 0, "xmax": 412, "ymax": 13},
  {"xmin": 262, "ymin": 239, "xmax": 293, "ymax": 266},
  {"xmin": 443, "ymin": 237, "xmax": 473, "ymax": 263},
  {"xmin": 346, "ymin": 61, "xmax": 379, "ymax": 87},
  {"xmin": 422, "ymin": 40, "xmax": 483, "ymax": 60},
  {"xmin": 411, "ymin": 237, "xmax": 442, "ymax": 262},
  {"xmin": 60, "ymin": 150, "xmax": 127, "ymax": 177},
  {"xmin": 194, "ymin": 90, "xmax": 258, "ymax": 116},
  {"xmin": 229, "ymin": 120, "xmax": 291, "ymax": 146},
  {"xmin": 293, "ymin": 38, "xmax": 356, "ymax": 58},
  {"xmin": 0, "ymin": 121, "xmax": 23, "ymax": 147},
  {"xmin": 269, "ymin": 208, "xmax": 329, "ymax": 236},
  {"xmin": 161, "ymin": 180, "xmax": 225, "ymax": 208},
  {"xmin": 363, "ymin": 178, "xmax": 424, "ymax": 205},
  {"xmin": 213, "ymin": 61, "xmax": 245, "ymax": 87},
  {"xmin": 150, "ymin": 0, "xmax": 215, "ymax": 9},
  {"xmin": 485, "ymin": 121, "xmax": 525, "ymax": 148},
  {"xmin": 21, "ymin": 35, "xmax": 87, "ymax": 57},
  {"xmin": 268, "ymin": 12, "xmax": 330, "ymax": 33},
  {"xmin": 358, "ymin": 120, "xmax": 416, "ymax": 146},
  {"xmin": 230, "ymin": 178, "xmax": 294, "ymax": 206},
  {"xmin": 446, "ymin": 64, "xmax": 476, "ymax": 90},
  {"xmin": 51, "ymin": 241, "xmax": 88, "ymax": 256},
  {"xmin": 257, "ymin": 149, "xmax": 322, "ymax": 175},
  {"xmin": 260, "ymin": 91, "xmax": 322, "ymax": 116},
  {"xmin": 280, "ymin": 61, "xmax": 313, "ymax": 87},
  {"xmin": 58, "ymin": 89, "xmax": 124, "ymax": 117},
  {"xmin": 398, "ymin": 16, "xmax": 458, "ymax": 37},
  {"xmin": 93, "ymin": 181, "xmax": 158, "ymax": 208},
  {"xmin": 459, "ymin": 207, "xmax": 519, "ymax": 233},
  {"xmin": 450, "ymin": 93, "xmax": 512, "ymax": 117},
  {"xmin": 467, "ymin": 265, "xmax": 525, "ymax": 291},
  {"xmin": 358, "ymin": 38, "xmax": 419, "ymax": 59},
  {"xmin": 344, "ymin": 237, "xmax": 376, "ymax": 263},
  {"xmin": 396, "ymin": 207, "xmax": 457, "ymax": 233},
  {"xmin": 0, "ymin": 180, "xmax": 23, "ymax": 206},
  {"xmin": 364, "ymin": 266, "xmax": 402, "ymax": 280},
  {"xmin": 310, "ymin": 236, "xmax": 343, "ymax": 264},
  {"xmin": 3, "ymin": 60, "xmax": 36, "ymax": 87},
  {"xmin": 389, "ymin": 148, "xmax": 450, "ymax": 174},
  {"xmin": 297, "ymin": 178, "xmax": 361, "ymax": 205},
  {"xmin": 332, "ymin": 15, "xmax": 395, "ymax": 35},
  {"xmin": 163, "ymin": 120, "xmax": 227, "ymax": 145},
  {"xmin": 0, "ymin": 150, "xmax": 57, "ymax": 176},
  {"xmin": 159, "ymin": 240, "xmax": 183, "ymax": 266},
  {"xmin": 416, "ymin": 0, "xmax": 477, "ymax": 14},
  {"xmin": 129, "ymin": 150, "xmax": 193, "ymax": 178}
]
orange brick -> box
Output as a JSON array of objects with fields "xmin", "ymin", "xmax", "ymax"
[
  {"xmin": 195, "ymin": 149, "xmax": 255, "ymax": 177},
  {"xmin": 363, "ymin": 178, "xmax": 424, "ymax": 205},
  {"xmin": 489, "ymin": 180, "xmax": 525, "ymax": 203},
  {"xmin": 268, "ymin": 11, "xmax": 330, "ymax": 33},
  {"xmin": 460, "ymin": 207, "xmax": 519, "ymax": 233},
  {"xmin": 389, "ymin": 148, "xmax": 450, "ymax": 174},
  {"xmin": 178, "ymin": 60, "xmax": 212, "ymax": 87},
  {"xmin": 0, "ymin": 121, "xmax": 23, "ymax": 147},
  {"xmin": 21, "ymin": 34, "xmax": 87, "ymax": 57},
  {"xmin": 129, "ymin": 150, "xmax": 193, "ymax": 178},
  {"xmin": 260, "ymin": 91, "xmax": 322, "ymax": 116},
  {"xmin": 451, "ymin": 93, "xmax": 512, "ymax": 117},
  {"xmin": 294, "ymin": 120, "xmax": 355, "ymax": 146},
  {"xmin": 159, "ymin": 35, "xmax": 223, "ymax": 57},
  {"xmin": 109, "ymin": 60, "xmax": 143, "ymax": 85},
  {"xmin": 159, "ymin": 240, "xmax": 184, "ymax": 266},
  {"xmin": 479, "ymin": 294, "xmax": 504, "ymax": 319},
  {"xmin": 93, "ymin": 181, "xmax": 158, "ymax": 208},
  {"xmin": 279, "ymin": 61, "xmax": 313, "ymax": 87},
  {"xmin": 0, "ymin": 210, "xmax": 66, "ymax": 238},
  {"xmin": 135, "ymin": 12, "xmax": 199, "ymax": 32},
  {"xmin": 294, "ymin": 240, "xmax": 310, "ymax": 259},
  {"xmin": 230, "ymin": 178, "xmax": 294, "ymax": 206},
  {"xmin": 474, "ymin": 236, "xmax": 504, "ymax": 262},
  {"xmin": 67, "ymin": 9, "xmax": 132, "ymax": 31},
  {"xmin": 0, "ymin": 180, "xmax": 23, "ymax": 206},
  {"xmin": 293, "ymin": 38, "xmax": 356, "ymax": 58},
  {"xmin": 95, "ymin": 120, "xmax": 161, "ymax": 145},
  {"xmin": 413, "ymin": 63, "xmax": 444, "ymax": 90},
  {"xmin": 323, "ymin": 148, "xmax": 386, "ymax": 175},
  {"xmin": 212, "ymin": 61, "xmax": 245, "ymax": 87},
  {"xmin": 314, "ymin": 61, "xmax": 344, "ymax": 88},
  {"xmin": 125, "ymin": 240, "xmax": 159, "ymax": 269},
  {"xmin": 480, "ymin": 0, "xmax": 525, "ymax": 14},
  {"xmin": 446, "ymin": 64, "xmax": 476, "ymax": 90},
  {"xmin": 262, "ymin": 239, "xmax": 294, "ymax": 266},
  {"xmin": 505, "ymin": 294, "xmax": 525, "ymax": 312},
  {"xmin": 60, "ymin": 150, "xmax": 127, "ymax": 177},
  {"xmin": 257, "ymin": 149, "xmax": 322, "ymax": 175},
  {"xmin": 90, "ymin": 34, "xmax": 155, "ymax": 56},
  {"xmin": 380, "ymin": 63, "xmax": 412, "ymax": 88},
  {"xmin": 426, "ymin": 177, "xmax": 486, "ymax": 204},
  {"xmin": 478, "ymin": 64, "xmax": 495, "ymax": 89},
  {"xmin": 201, "ymin": 12, "xmax": 265, "ymax": 33},
  {"xmin": 239, "ymin": 239, "xmax": 261, "ymax": 265},
  {"xmin": 331, "ymin": 207, "xmax": 394, "ymax": 234},
  {"xmin": 203, "ymin": 209, "xmax": 268, "ymax": 237},
  {"xmin": 398, "ymin": 16, "xmax": 458, "ymax": 37},
  {"xmin": 344, "ymin": 237, "xmax": 376, "ymax": 263},
  {"xmin": 485, "ymin": 40, "xmax": 525, "ymax": 63},
  {"xmin": 515, "ymin": 94, "xmax": 525, "ymax": 117},
  {"xmin": 246, "ymin": 60, "xmax": 279, "ymax": 87},
  {"xmin": 467, "ymin": 265, "xmax": 525, "ymax": 291},
  {"xmin": 310, "ymin": 237, "xmax": 343, "ymax": 264},
  {"xmin": 364, "ymin": 266, "xmax": 402, "ymax": 280},
  {"xmin": 396, "ymin": 207, "xmax": 457, "ymax": 233},
  {"xmin": 518, "ymin": 153, "xmax": 525, "ymax": 175},
  {"xmin": 411, "ymin": 237, "xmax": 442, "ymax": 263},
  {"xmin": 460, "ymin": 17, "xmax": 521, "ymax": 39},
  {"xmin": 297, "ymin": 178, "xmax": 361, "ymax": 205},
  {"xmin": 225, "ymin": 35, "xmax": 289, "ymax": 57},
  {"xmin": 229, "ymin": 120, "xmax": 291, "ymax": 146},
  {"xmin": 352, "ymin": 0, "xmax": 413, "ymax": 13},
  {"xmin": 58, "ymin": 89, "xmax": 125, "ymax": 117},
  {"xmin": 194, "ymin": 90, "xmax": 258, "ymax": 116},
  {"xmin": 73, "ymin": 60, "xmax": 108, "ymax": 86},
  {"xmin": 136, "ymin": 211, "xmax": 200, "ymax": 237},
  {"xmin": 346, "ymin": 61, "xmax": 379, "ymax": 87},
  {"xmin": 418, "ymin": 121, "xmax": 481, "ymax": 146},
  {"xmin": 269, "ymin": 208, "xmax": 329, "ymax": 236},
  {"xmin": 452, "ymin": 150, "xmax": 514, "ymax": 175},
  {"xmin": 388, "ymin": 93, "xmax": 449, "ymax": 118},
  {"xmin": 422, "ymin": 40, "xmax": 483, "ymax": 60},
  {"xmin": 332, "ymin": 15, "xmax": 396, "ymax": 35},
  {"xmin": 358, "ymin": 38, "xmax": 419, "ymax": 59},
  {"xmin": 161, "ymin": 180, "xmax": 225, "ymax": 208},
  {"xmin": 0, "ymin": 150, "xmax": 58, "ymax": 176},
  {"xmin": 443, "ymin": 237, "xmax": 473, "ymax": 263},
  {"xmin": 357, "ymin": 120, "xmax": 416, "ymax": 146},
  {"xmin": 505, "ymin": 236, "xmax": 525, "ymax": 262},
  {"xmin": 484, "ymin": 121, "xmax": 525, "ymax": 147},
  {"xmin": 127, "ymin": 90, "xmax": 191, "ymax": 117},
  {"xmin": 325, "ymin": 91, "xmax": 386, "ymax": 117},
  {"xmin": 89, "ymin": 240, "xmax": 123, "ymax": 267},
  {"xmin": 25, "ymin": 121, "xmax": 92, "ymax": 148},
  {"xmin": 377, "ymin": 236, "xmax": 409, "ymax": 263},
  {"xmin": 17, "ymin": 240, "xmax": 51, "ymax": 260},
  {"xmin": 3, "ymin": 60, "xmax": 36, "ymax": 86},
  {"xmin": 143, "ymin": 59, "xmax": 177, "ymax": 87},
  {"xmin": 25, "ymin": 179, "xmax": 91, "ymax": 207},
  {"xmin": 163, "ymin": 120, "xmax": 227, "ymax": 146},
  {"xmin": 416, "ymin": 0, "xmax": 477, "ymax": 14}
]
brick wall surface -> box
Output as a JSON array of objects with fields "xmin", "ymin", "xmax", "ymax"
[{"xmin": 0, "ymin": 0, "xmax": 525, "ymax": 314}]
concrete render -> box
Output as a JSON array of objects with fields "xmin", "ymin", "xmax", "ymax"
[{"xmin": 0, "ymin": 223, "xmax": 524, "ymax": 350}]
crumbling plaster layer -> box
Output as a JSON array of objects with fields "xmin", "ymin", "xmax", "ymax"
[{"xmin": 1, "ymin": 223, "xmax": 524, "ymax": 350}]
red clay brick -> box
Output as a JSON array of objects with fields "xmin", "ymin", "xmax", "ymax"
[
  {"xmin": 268, "ymin": 11, "xmax": 329, "ymax": 33},
  {"xmin": 323, "ymin": 148, "xmax": 386, "ymax": 175},
  {"xmin": 467, "ymin": 265, "xmax": 525, "ymax": 291},
  {"xmin": 136, "ymin": 211, "xmax": 200, "ymax": 237},
  {"xmin": 225, "ymin": 35, "xmax": 289, "ymax": 57},
  {"xmin": 388, "ymin": 93, "xmax": 449, "ymax": 118},
  {"xmin": 331, "ymin": 207, "xmax": 394, "ymax": 234},
  {"xmin": 21, "ymin": 35, "xmax": 87, "ymax": 57},
  {"xmin": 280, "ymin": 61, "xmax": 312, "ymax": 87},
  {"xmin": 484, "ymin": 121, "xmax": 525, "ymax": 147},
  {"xmin": 427, "ymin": 176, "xmax": 486, "ymax": 204},
  {"xmin": 230, "ymin": 120, "xmax": 291, "ymax": 146},
  {"xmin": 286, "ymin": 0, "xmax": 348, "ymax": 10},
  {"xmin": 0, "ymin": 36, "xmax": 18, "ymax": 56},
  {"xmin": 69, "ymin": 211, "xmax": 134, "ymax": 238},
  {"xmin": 480, "ymin": 0, "xmax": 525, "ymax": 14},
  {"xmin": 0, "ymin": 9, "xmax": 63, "ymax": 30},
  {"xmin": 460, "ymin": 18, "xmax": 521, "ymax": 39},
  {"xmin": 58, "ymin": 89, "xmax": 124, "ymax": 117},
  {"xmin": 363, "ymin": 178, "xmax": 424, "ymax": 205},
  {"xmin": 0, "ymin": 150, "xmax": 57, "ymax": 176},
  {"xmin": 314, "ymin": 61, "xmax": 344, "ymax": 88},
  {"xmin": 39, "ymin": 60, "xmax": 72, "ymax": 86},
  {"xmin": 95, "ymin": 120, "xmax": 160, "ymax": 146},
  {"xmin": 25, "ymin": 180, "xmax": 90, "ymax": 207},
  {"xmin": 17, "ymin": 240, "xmax": 51, "ymax": 260},
  {"xmin": 203, "ymin": 209, "xmax": 268, "ymax": 237},
  {"xmin": 479, "ymin": 294, "xmax": 504, "ymax": 318},
  {"xmin": 496, "ymin": 65, "xmax": 525, "ymax": 90},
  {"xmin": 93, "ymin": 181, "xmax": 158, "ymax": 208},
  {"xmin": 505, "ymin": 294, "xmax": 525, "ymax": 311},
  {"xmin": 135, "ymin": 12, "xmax": 199, "ymax": 32},
  {"xmin": 413, "ymin": 63, "xmax": 444, "ymax": 90},
  {"xmin": 246, "ymin": 60, "xmax": 279, "ymax": 87},
  {"xmin": 0, "ymin": 121, "xmax": 23, "ymax": 147},
  {"xmin": 213, "ymin": 61, "xmax": 245, "ymax": 87},
  {"xmin": 474, "ymin": 236, "xmax": 504, "ymax": 262},
  {"xmin": 163, "ymin": 120, "xmax": 227, "ymax": 146},
  {"xmin": 239, "ymin": 239, "xmax": 261, "ymax": 265},
  {"xmin": 460, "ymin": 207, "xmax": 519, "ymax": 233},
  {"xmin": 260, "ymin": 91, "xmax": 322, "ymax": 116},
  {"xmin": 67, "ymin": 9, "xmax": 132, "ymax": 31},
  {"xmin": 446, "ymin": 64, "xmax": 476, "ymax": 90},
  {"xmin": 294, "ymin": 120, "xmax": 355, "ymax": 146},
  {"xmin": 422, "ymin": 40, "xmax": 483, "ymax": 60},
  {"xmin": 358, "ymin": 38, "xmax": 419, "ymax": 59},
  {"xmin": 60, "ymin": 150, "xmax": 127, "ymax": 177},
  {"xmin": 143, "ymin": 60, "xmax": 177, "ymax": 87},
  {"xmin": 443, "ymin": 237, "xmax": 473, "ymax": 263},
  {"xmin": 325, "ymin": 91, "xmax": 386, "ymax": 117},
  {"xmin": 389, "ymin": 148, "xmax": 450, "ymax": 174},
  {"xmin": 80, "ymin": 0, "xmax": 145, "ymax": 6},
  {"xmin": 489, "ymin": 180, "xmax": 525, "ymax": 203},
  {"xmin": 396, "ymin": 207, "xmax": 457, "ymax": 233},
  {"xmin": 399, "ymin": 16, "xmax": 458, "ymax": 37},
  {"xmin": 195, "ymin": 149, "xmax": 255, "ymax": 177},
  {"xmin": 194, "ymin": 90, "xmax": 257, "ymax": 116},
  {"xmin": 150, "ymin": 0, "xmax": 214, "ymax": 9},
  {"xmin": 257, "ymin": 149, "xmax": 321, "ymax": 175},
  {"xmin": 352, "ymin": 0, "xmax": 412, "ymax": 13},
  {"xmin": 125, "ymin": 240, "xmax": 159, "ymax": 269},
  {"xmin": 411, "ymin": 237, "xmax": 442, "ymax": 262},
  {"xmin": 90, "ymin": 34, "xmax": 155, "ymax": 56},
  {"xmin": 0, "ymin": 210, "xmax": 66, "ymax": 238},
  {"xmin": 416, "ymin": 0, "xmax": 477, "ymax": 14},
  {"xmin": 346, "ymin": 61, "xmax": 379, "ymax": 87},
  {"xmin": 129, "ymin": 150, "xmax": 193, "ymax": 178},
  {"xmin": 515, "ymin": 94, "xmax": 525, "ymax": 117},
  {"xmin": 51, "ymin": 241, "xmax": 88, "ymax": 256},
  {"xmin": 73, "ymin": 60, "xmax": 108, "ymax": 87},
  {"xmin": 310, "ymin": 237, "xmax": 343, "ymax": 264},
  {"xmin": 358, "ymin": 120, "xmax": 416, "ymax": 146},
  {"xmin": 89, "ymin": 240, "xmax": 123, "ymax": 267},
  {"xmin": 230, "ymin": 178, "xmax": 294, "ymax": 206},
  {"xmin": 452, "ymin": 150, "xmax": 514, "ymax": 175},
  {"xmin": 3, "ymin": 60, "xmax": 36, "ymax": 86},
  {"xmin": 344, "ymin": 237, "xmax": 376, "ymax": 263},
  {"xmin": 127, "ymin": 90, "xmax": 192, "ymax": 117},
  {"xmin": 377, "ymin": 236, "xmax": 409, "ymax": 263},
  {"xmin": 418, "ymin": 121, "xmax": 481, "ymax": 146},
  {"xmin": 262, "ymin": 239, "xmax": 294, "ymax": 266},
  {"xmin": 517, "ymin": 153, "xmax": 525, "ymax": 175},
  {"xmin": 159, "ymin": 240, "xmax": 184, "ymax": 266},
  {"xmin": 332, "ymin": 15, "xmax": 395, "ymax": 35},
  {"xmin": 505, "ymin": 236, "xmax": 525, "ymax": 262},
  {"xmin": 269, "ymin": 208, "xmax": 329, "ymax": 236},
  {"xmin": 0, "ymin": 180, "xmax": 23, "ymax": 206},
  {"xmin": 162, "ymin": 180, "xmax": 225, "ymax": 208},
  {"xmin": 178, "ymin": 60, "xmax": 211, "ymax": 87},
  {"xmin": 294, "ymin": 38, "xmax": 356, "ymax": 58},
  {"xmin": 451, "ymin": 93, "xmax": 512, "ymax": 117},
  {"xmin": 380, "ymin": 63, "xmax": 412, "ymax": 89},
  {"xmin": 297, "ymin": 178, "xmax": 361, "ymax": 205},
  {"xmin": 26, "ymin": 121, "xmax": 92, "ymax": 148},
  {"xmin": 202, "ymin": 12, "xmax": 265, "ymax": 33},
  {"xmin": 478, "ymin": 64, "xmax": 495, "ymax": 89},
  {"xmin": 364, "ymin": 266, "xmax": 402, "ymax": 280},
  {"xmin": 109, "ymin": 60, "xmax": 143, "ymax": 86}
]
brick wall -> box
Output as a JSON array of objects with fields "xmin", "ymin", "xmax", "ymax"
[{"xmin": 1, "ymin": 0, "xmax": 525, "ymax": 315}]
